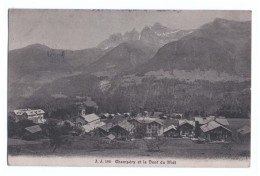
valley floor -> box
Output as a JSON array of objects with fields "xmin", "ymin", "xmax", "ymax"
[{"xmin": 8, "ymin": 136, "xmax": 250, "ymax": 160}]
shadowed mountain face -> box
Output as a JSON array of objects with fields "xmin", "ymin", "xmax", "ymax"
[
  {"xmin": 136, "ymin": 18, "xmax": 251, "ymax": 78},
  {"xmin": 97, "ymin": 23, "xmax": 193, "ymax": 49},
  {"xmin": 9, "ymin": 44, "xmax": 106, "ymax": 80},
  {"xmin": 8, "ymin": 44, "xmax": 107, "ymax": 98},
  {"xmin": 87, "ymin": 40, "xmax": 158, "ymax": 76}
]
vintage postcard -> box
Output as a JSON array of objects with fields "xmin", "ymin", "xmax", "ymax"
[{"xmin": 7, "ymin": 10, "xmax": 251, "ymax": 167}]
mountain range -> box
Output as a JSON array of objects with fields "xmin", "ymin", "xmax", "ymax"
[
  {"xmin": 136, "ymin": 18, "xmax": 251, "ymax": 78},
  {"xmin": 97, "ymin": 23, "xmax": 193, "ymax": 49},
  {"xmin": 8, "ymin": 22, "xmax": 192, "ymax": 98},
  {"xmin": 8, "ymin": 19, "xmax": 251, "ymax": 118}
]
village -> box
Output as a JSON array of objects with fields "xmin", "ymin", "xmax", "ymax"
[{"xmin": 8, "ymin": 100, "xmax": 250, "ymax": 149}]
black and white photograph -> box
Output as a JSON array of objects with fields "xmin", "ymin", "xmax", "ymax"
[{"xmin": 7, "ymin": 9, "xmax": 251, "ymax": 167}]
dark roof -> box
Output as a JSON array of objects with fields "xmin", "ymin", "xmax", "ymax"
[
  {"xmin": 104, "ymin": 115, "xmax": 125, "ymax": 124},
  {"xmin": 152, "ymin": 112, "xmax": 163, "ymax": 118},
  {"xmin": 162, "ymin": 119, "xmax": 179, "ymax": 127}
]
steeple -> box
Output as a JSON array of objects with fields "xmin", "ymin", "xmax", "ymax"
[{"xmin": 78, "ymin": 103, "xmax": 85, "ymax": 116}]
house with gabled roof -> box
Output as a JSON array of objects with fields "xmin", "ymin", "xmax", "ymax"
[
  {"xmin": 128, "ymin": 117, "xmax": 164, "ymax": 137},
  {"xmin": 109, "ymin": 120, "xmax": 134, "ymax": 140},
  {"xmin": 163, "ymin": 124, "xmax": 179, "ymax": 137},
  {"xmin": 178, "ymin": 119, "xmax": 195, "ymax": 137},
  {"xmin": 98, "ymin": 123, "xmax": 114, "ymax": 137},
  {"xmin": 195, "ymin": 116, "xmax": 232, "ymax": 142},
  {"xmin": 83, "ymin": 121, "xmax": 105, "ymax": 134},
  {"xmin": 200, "ymin": 121, "xmax": 232, "ymax": 142}
]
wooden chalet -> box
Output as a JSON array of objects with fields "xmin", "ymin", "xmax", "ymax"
[
  {"xmin": 178, "ymin": 119, "xmax": 195, "ymax": 137},
  {"xmin": 200, "ymin": 121, "xmax": 232, "ymax": 142},
  {"xmin": 109, "ymin": 120, "xmax": 134, "ymax": 140},
  {"xmin": 163, "ymin": 125, "xmax": 179, "ymax": 137},
  {"xmin": 128, "ymin": 117, "xmax": 164, "ymax": 137}
]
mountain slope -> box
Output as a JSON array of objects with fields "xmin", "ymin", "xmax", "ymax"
[
  {"xmin": 8, "ymin": 44, "xmax": 107, "ymax": 98},
  {"xmin": 140, "ymin": 23, "xmax": 192, "ymax": 47},
  {"xmin": 87, "ymin": 40, "xmax": 158, "ymax": 76},
  {"xmin": 136, "ymin": 18, "xmax": 251, "ymax": 78}
]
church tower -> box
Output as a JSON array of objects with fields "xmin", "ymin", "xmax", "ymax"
[{"xmin": 78, "ymin": 103, "xmax": 85, "ymax": 116}]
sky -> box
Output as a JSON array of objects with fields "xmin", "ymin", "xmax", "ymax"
[{"xmin": 8, "ymin": 10, "xmax": 251, "ymax": 50}]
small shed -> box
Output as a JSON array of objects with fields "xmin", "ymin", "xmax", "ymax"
[
  {"xmin": 25, "ymin": 125, "xmax": 42, "ymax": 134},
  {"xmin": 23, "ymin": 125, "xmax": 42, "ymax": 140},
  {"xmin": 237, "ymin": 125, "xmax": 250, "ymax": 143}
]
